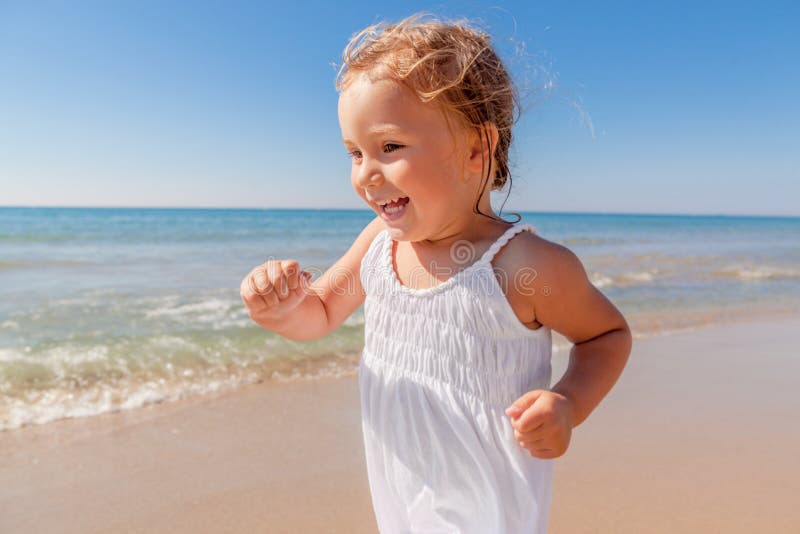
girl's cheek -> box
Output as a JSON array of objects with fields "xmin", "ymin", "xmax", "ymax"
[
  {"xmin": 351, "ymin": 177, "xmax": 364, "ymax": 196},
  {"xmin": 357, "ymin": 190, "xmax": 379, "ymax": 212}
]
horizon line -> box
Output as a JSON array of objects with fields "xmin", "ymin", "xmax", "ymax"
[{"xmin": 1, "ymin": 204, "xmax": 798, "ymax": 219}]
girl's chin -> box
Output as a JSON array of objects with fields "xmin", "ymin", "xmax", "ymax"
[{"xmin": 382, "ymin": 217, "xmax": 414, "ymax": 240}]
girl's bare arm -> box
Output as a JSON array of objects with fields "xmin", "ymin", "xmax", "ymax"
[
  {"xmin": 240, "ymin": 216, "xmax": 385, "ymax": 341},
  {"xmin": 506, "ymin": 235, "xmax": 633, "ymax": 428}
]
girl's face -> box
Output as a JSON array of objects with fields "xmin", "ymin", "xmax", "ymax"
[{"xmin": 338, "ymin": 74, "xmax": 477, "ymax": 242}]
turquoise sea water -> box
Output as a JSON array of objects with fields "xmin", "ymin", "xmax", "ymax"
[{"xmin": 1, "ymin": 207, "xmax": 798, "ymax": 430}]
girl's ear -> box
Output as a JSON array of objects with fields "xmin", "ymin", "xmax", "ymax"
[{"xmin": 464, "ymin": 122, "xmax": 500, "ymax": 179}]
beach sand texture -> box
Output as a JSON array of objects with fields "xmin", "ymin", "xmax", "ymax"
[{"xmin": 2, "ymin": 317, "xmax": 799, "ymax": 533}]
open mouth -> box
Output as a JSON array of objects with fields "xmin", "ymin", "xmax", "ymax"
[{"xmin": 379, "ymin": 197, "xmax": 410, "ymax": 220}]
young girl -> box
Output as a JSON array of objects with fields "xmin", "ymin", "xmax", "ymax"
[{"xmin": 241, "ymin": 13, "xmax": 632, "ymax": 533}]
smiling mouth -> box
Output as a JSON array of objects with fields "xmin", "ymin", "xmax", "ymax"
[{"xmin": 379, "ymin": 197, "xmax": 410, "ymax": 220}]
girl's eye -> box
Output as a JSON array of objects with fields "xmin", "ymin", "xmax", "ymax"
[
  {"xmin": 384, "ymin": 143, "xmax": 402, "ymax": 153},
  {"xmin": 347, "ymin": 144, "xmax": 402, "ymax": 161}
]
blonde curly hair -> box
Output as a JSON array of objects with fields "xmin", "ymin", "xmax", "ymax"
[{"xmin": 335, "ymin": 12, "xmax": 522, "ymax": 223}]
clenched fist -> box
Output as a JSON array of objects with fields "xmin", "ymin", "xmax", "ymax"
[
  {"xmin": 505, "ymin": 390, "xmax": 575, "ymax": 460},
  {"xmin": 240, "ymin": 259, "xmax": 313, "ymax": 324}
]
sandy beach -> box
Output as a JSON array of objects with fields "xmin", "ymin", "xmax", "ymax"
[{"xmin": 2, "ymin": 317, "xmax": 799, "ymax": 533}]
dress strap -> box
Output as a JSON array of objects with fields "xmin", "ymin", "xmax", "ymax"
[{"xmin": 479, "ymin": 222, "xmax": 538, "ymax": 265}]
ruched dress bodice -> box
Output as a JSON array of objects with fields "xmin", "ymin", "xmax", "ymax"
[{"xmin": 358, "ymin": 222, "xmax": 554, "ymax": 533}]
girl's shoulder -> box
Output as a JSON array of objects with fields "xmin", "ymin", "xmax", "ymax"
[
  {"xmin": 494, "ymin": 224, "xmax": 630, "ymax": 344},
  {"xmin": 491, "ymin": 227, "xmax": 572, "ymax": 282}
]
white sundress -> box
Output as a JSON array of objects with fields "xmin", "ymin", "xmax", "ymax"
[{"xmin": 358, "ymin": 221, "xmax": 555, "ymax": 534}]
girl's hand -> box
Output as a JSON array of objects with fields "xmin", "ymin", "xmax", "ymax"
[
  {"xmin": 240, "ymin": 259, "xmax": 313, "ymax": 324},
  {"xmin": 505, "ymin": 390, "xmax": 575, "ymax": 459}
]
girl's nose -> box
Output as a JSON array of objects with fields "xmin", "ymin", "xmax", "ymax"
[{"xmin": 356, "ymin": 165, "xmax": 384, "ymax": 189}]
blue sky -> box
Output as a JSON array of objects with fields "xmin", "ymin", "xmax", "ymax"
[{"xmin": 1, "ymin": 0, "xmax": 797, "ymax": 216}]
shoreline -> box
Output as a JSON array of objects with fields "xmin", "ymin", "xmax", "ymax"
[
  {"xmin": 4, "ymin": 305, "xmax": 797, "ymax": 434},
  {"xmin": 2, "ymin": 316, "xmax": 799, "ymax": 533}
]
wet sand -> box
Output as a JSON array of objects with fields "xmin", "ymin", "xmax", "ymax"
[{"xmin": 2, "ymin": 317, "xmax": 799, "ymax": 533}]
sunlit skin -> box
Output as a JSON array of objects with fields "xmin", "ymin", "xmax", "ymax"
[
  {"xmin": 335, "ymin": 72, "xmax": 632, "ymax": 460},
  {"xmin": 240, "ymin": 71, "xmax": 632, "ymax": 460},
  {"xmin": 338, "ymin": 72, "xmax": 512, "ymax": 256}
]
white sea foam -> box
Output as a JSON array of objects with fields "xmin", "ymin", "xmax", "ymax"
[
  {"xmin": 147, "ymin": 335, "xmax": 202, "ymax": 351},
  {"xmin": 145, "ymin": 298, "xmax": 231, "ymax": 319},
  {"xmin": 0, "ymin": 372, "xmax": 264, "ymax": 431},
  {"xmin": 143, "ymin": 297, "xmax": 248, "ymax": 329},
  {"xmin": 715, "ymin": 264, "xmax": 800, "ymax": 281},
  {"xmin": 7, "ymin": 344, "xmax": 112, "ymax": 369},
  {"xmin": 620, "ymin": 269, "xmax": 658, "ymax": 283},
  {"xmin": 0, "ymin": 348, "xmax": 23, "ymax": 363},
  {"xmin": 590, "ymin": 273, "xmax": 614, "ymax": 288},
  {"xmin": 590, "ymin": 269, "xmax": 659, "ymax": 288}
]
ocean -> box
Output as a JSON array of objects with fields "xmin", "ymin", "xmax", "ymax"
[{"xmin": 1, "ymin": 207, "xmax": 798, "ymax": 431}]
